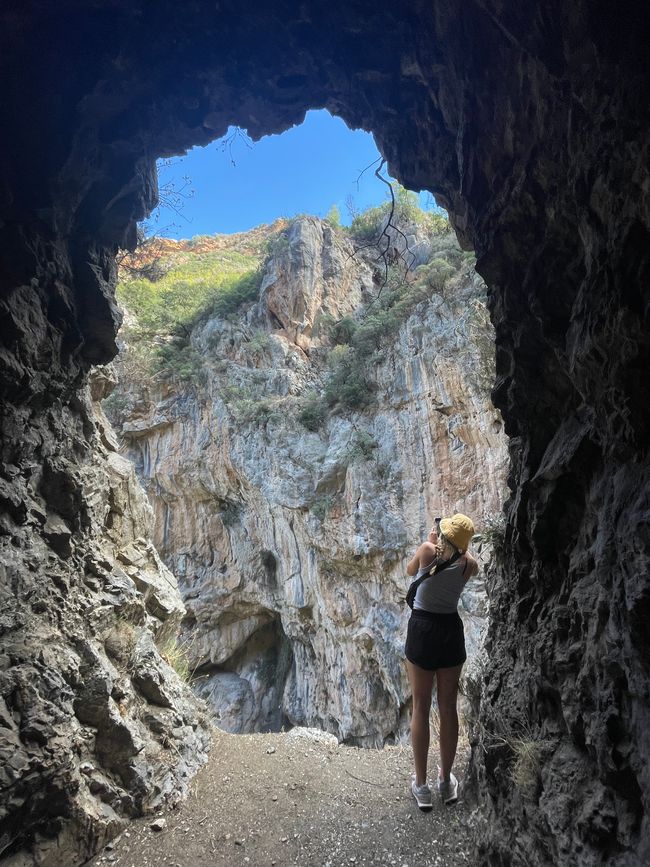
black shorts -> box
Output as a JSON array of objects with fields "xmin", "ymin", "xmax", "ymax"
[{"xmin": 405, "ymin": 609, "xmax": 466, "ymax": 671}]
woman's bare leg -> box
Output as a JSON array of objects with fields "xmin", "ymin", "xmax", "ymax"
[
  {"xmin": 436, "ymin": 663, "xmax": 463, "ymax": 780},
  {"xmin": 406, "ymin": 660, "xmax": 435, "ymax": 786}
]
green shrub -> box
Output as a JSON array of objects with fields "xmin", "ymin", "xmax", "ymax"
[
  {"xmin": 155, "ymin": 341, "xmax": 204, "ymax": 383},
  {"xmin": 318, "ymin": 249, "xmax": 463, "ymax": 413},
  {"xmin": 118, "ymin": 240, "xmax": 262, "ymax": 331},
  {"xmin": 422, "ymin": 210, "xmax": 451, "ymax": 235},
  {"xmin": 322, "ymin": 339, "xmax": 374, "ymax": 411},
  {"xmin": 297, "ymin": 395, "xmax": 328, "ymax": 432},
  {"xmin": 220, "ymin": 383, "xmax": 248, "ymax": 404},
  {"xmin": 102, "ymin": 391, "xmax": 130, "ymax": 417},
  {"xmin": 476, "ymin": 514, "xmax": 506, "ymax": 561},
  {"xmin": 427, "ymin": 235, "xmax": 464, "ymax": 267},
  {"xmin": 329, "ymin": 316, "xmax": 357, "ymax": 345},
  {"xmin": 238, "ymin": 400, "xmax": 277, "ymax": 425},
  {"xmin": 424, "ymin": 258, "xmax": 455, "ymax": 291},
  {"xmin": 246, "ymin": 331, "xmax": 271, "ymax": 354},
  {"xmin": 348, "ymin": 185, "xmax": 449, "ymax": 244},
  {"xmin": 117, "ymin": 246, "xmax": 265, "ymax": 383},
  {"xmin": 325, "ymin": 205, "xmax": 342, "ymax": 229},
  {"xmin": 349, "ymin": 205, "xmax": 385, "ymax": 242},
  {"xmin": 265, "ymin": 230, "xmax": 290, "ymax": 259},
  {"xmin": 352, "ymin": 308, "xmax": 397, "ymax": 355},
  {"xmin": 312, "ymin": 311, "xmax": 334, "ymax": 339},
  {"xmin": 226, "ymin": 388, "xmax": 280, "ymax": 425},
  {"xmin": 392, "ymin": 185, "xmax": 421, "ymax": 224},
  {"xmin": 207, "ymin": 268, "xmax": 263, "ymax": 318},
  {"xmin": 324, "ymin": 357, "xmax": 372, "ymax": 410},
  {"xmin": 119, "ymin": 258, "xmax": 261, "ymax": 341},
  {"xmin": 345, "ymin": 431, "xmax": 378, "ymax": 464}
]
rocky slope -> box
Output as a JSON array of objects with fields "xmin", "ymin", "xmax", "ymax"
[{"xmin": 108, "ymin": 215, "xmax": 508, "ymax": 745}]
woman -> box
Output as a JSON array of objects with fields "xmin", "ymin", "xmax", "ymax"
[{"xmin": 405, "ymin": 513, "xmax": 478, "ymax": 810}]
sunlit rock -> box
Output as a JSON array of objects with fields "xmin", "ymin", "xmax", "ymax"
[{"xmin": 111, "ymin": 216, "xmax": 507, "ymax": 748}]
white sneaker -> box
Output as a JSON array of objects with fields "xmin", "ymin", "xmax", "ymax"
[
  {"xmin": 411, "ymin": 776, "xmax": 433, "ymax": 811},
  {"xmin": 437, "ymin": 771, "xmax": 459, "ymax": 805}
]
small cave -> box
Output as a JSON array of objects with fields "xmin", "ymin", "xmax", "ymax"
[
  {"xmin": 193, "ymin": 616, "xmax": 293, "ymax": 734},
  {"xmin": 260, "ymin": 549, "xmax": 279, "ymax": 589}
]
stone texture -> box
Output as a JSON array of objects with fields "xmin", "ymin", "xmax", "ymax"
[
  {"xmin": 110, "ymin": 216, "xmax": 506, "ymax": 744},
  {"xmin": 0, "ymin": 1, "xmax": 648, "ymax": 864},
  {"xmin": 0, "ymin": 360, "xmax": 211, "ymax": 866}
]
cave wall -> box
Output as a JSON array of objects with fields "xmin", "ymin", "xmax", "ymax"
[{"xmin": 0, "ymin": 1, "xmax": 648, "ymax": 864}]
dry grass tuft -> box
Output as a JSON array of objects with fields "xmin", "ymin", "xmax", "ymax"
[
  {"xmin": 509, "ymin": 738, "xmax": 545, "ymax": 791},
  {"xmin": 160, "ymin": 636, "xmax": 192, "ymax": 682}
]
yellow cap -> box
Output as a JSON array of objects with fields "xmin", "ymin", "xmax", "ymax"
[{"xmin": 439, "ymin": 513, "xmax": 475, "ymax": 552}]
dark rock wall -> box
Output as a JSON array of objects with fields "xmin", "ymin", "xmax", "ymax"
[
  {"xmin": 0, "ymin": 251, "xmax": 211, "ymax": 863},
  {"xmin": 1, "ymin": 1, "xmax": 648, "ymax": 864}
]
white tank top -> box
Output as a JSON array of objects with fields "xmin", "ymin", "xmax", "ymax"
[{"xmin": 413, "ymin": 558, "xmax": 468, "ymax": 614}]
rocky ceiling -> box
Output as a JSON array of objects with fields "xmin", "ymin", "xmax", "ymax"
[{"xmin": 0, "ymin": 1, "xmax": 649, "ymax": 864}]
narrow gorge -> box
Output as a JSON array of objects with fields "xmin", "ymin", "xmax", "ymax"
[{"xmin": 107, "ymin": 212, "xmax": 507, "ymax": 744}]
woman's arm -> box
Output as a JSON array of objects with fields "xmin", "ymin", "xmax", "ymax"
[
  {"xmin": 406, "ymin": 541, "xmax": 438, "ymax": 576},
  {"xmin": 462, "ymin": 551, "xmax": 479, "ymax": 579},
  {"xmin": 406, "ymin": 549, "xmax": 420, "ymax": 576}
]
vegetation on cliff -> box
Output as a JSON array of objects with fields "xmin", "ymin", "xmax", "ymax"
[
  {"xmin": 117, "ymin": 247, "xmax": 264, "ymax": 381},
  {"xmin": 112, "ymin": 199, "xmax": 493, "ymax": 425}
]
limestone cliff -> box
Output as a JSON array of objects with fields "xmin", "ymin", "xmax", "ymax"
[{"xmin": 108, "ymin": 215, "xmax": 507, "ymax": 745}]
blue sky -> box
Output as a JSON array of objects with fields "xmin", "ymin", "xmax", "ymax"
[{"xmin": 148, "ymin": 109, "xmax": 438, "ymax": 238}]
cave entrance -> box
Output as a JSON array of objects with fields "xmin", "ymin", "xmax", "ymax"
[
  {"xmin": 193, "ymin": 615, "xmax": 294, "ymax": 734},
  {"xmin": 107, "ymin": 110, "xmax": 507, "ymax": 746},
  {"xmin": 3, "ymin": 5, "xmax": 647, "ymax": 863}
]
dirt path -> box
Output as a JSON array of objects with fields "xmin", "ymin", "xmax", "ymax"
[{"xmin": 89, "ymin": 728, "xmax": 477, "ymax": 867}]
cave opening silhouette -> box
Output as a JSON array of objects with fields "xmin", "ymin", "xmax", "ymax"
[{"xmin": 1, "ymin": 2, "xmax": 648, "ymax": 864}]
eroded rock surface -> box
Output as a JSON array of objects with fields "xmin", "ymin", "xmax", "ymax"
[
  {"xmin": 1, "ymin": 1, "xmax": 649, "ymax": 864},
  {"xmin": 109, "ymin": 216, "xmax": 507, "ymax": 744},
  {"xmin": 0, "ymin": 359, "xmax": 210, "ymax": 865}
]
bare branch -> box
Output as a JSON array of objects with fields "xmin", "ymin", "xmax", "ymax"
[
  {"xmin": 354, "ymin": 155, "xmax": 383, "ymax": 192},
  {"xmin": 346, "ymin": 160, "xmax": 418, "ymax": 309},
  {"xmin": 217, "ymin": 126, "xmax": 254, "ymax": 167}
]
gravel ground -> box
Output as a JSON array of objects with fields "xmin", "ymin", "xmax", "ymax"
[{"xmin": 88, "ymin": 727, "xmax": 477, "ymax": 867}]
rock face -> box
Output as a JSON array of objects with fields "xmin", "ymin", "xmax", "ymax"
[
  {"xmin": 0, "ymin": 359, "xmax": 211, "ymax": 865},
  {"xmin": 1, "ymin": 2, "xmax": 649, "ymax": 864},
  {"xmin": 110, "ymin": 216, "xmax": 507, "ymax": 744}
]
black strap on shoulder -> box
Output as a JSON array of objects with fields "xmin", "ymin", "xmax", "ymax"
[
  {"xmin": 406, "ymin": 550, "xmax": 461, "ymax": 609},
  {"xmin": 433, "ymin": 549, "xmax": 461, "ymax": 576}
]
